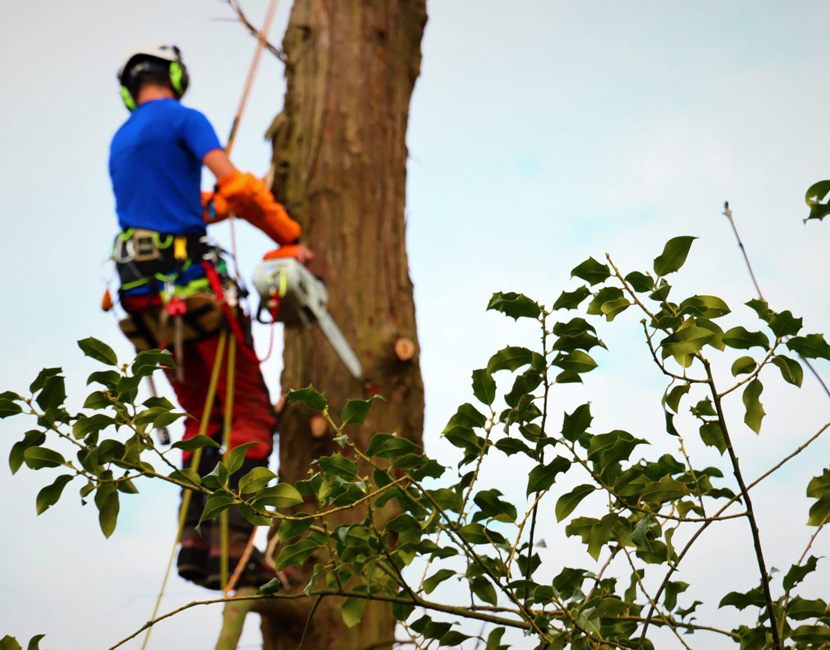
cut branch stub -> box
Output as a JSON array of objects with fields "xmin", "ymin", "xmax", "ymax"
[
  {"xmin": 310, "ymin": 415, "xmax": 329, "ymax": 439},
  {"xmin": 395, "ymin": 337, "xmax": 416, "ymax": 362}
]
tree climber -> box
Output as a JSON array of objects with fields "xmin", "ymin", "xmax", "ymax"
[{"xmin": 109, "ymin": 44, "xmax": 312, "ymax": 590}]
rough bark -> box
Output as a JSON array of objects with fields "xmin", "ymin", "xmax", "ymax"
[{"xmin": 261, "ymin": 2, "xmax": 427, "ymax": 649}]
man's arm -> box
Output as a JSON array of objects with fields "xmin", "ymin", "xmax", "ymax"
[{"xmin": 202, "ymin": 149, "xmax": 314, "ymax": 263}]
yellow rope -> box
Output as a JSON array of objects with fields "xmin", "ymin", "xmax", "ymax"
[
  {"xmin": 220, "ymin": 334, "xmax": 237, "ymax": 590},
  {"xmin": 141, "ymin": 330, "xmax": 228, "ymax": 650}
]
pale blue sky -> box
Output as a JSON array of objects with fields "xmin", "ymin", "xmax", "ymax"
[{"xmin": 2, "ymin": 2, "xmax": 830, "ymax": 648}]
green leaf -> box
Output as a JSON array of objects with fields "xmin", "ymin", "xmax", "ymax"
[
  {"xmin": 551, "ymin": 350, "xmax": 597, "ymax": 374},
  {"xmin": 238, "ymin": 467, "xmax": 278, "ymax": 494},
  {"xmin": 35, "ymin": 375, "xmax": 66, "ymax": 412},
  {"xmin": 23, "ymin": 447, "xmax": 65, "ymax": 470},
  {"xmin": 0, "ymin": 398, "xmax": 23, "ymax": 419},
  {"xmin": 83, "ymin": 391, "xmax": 111, "ymax": 410},
  {"xmin": 805, "ymin": 179, "xmax": 830, "ymax": 221},
  {"xmin": 654, "ymin": 236, "xmax": 696, "ymax": 276},
  {"xmin": 723, "ymin": 327, "xmax": 770, "ymax": 351},
  {"xmin": 791, "ymin": 625, "xmax": 830, "ymax": 644},
  {"xmin": 317, "ymin": 452, "xmax": 359, "ymax": 481},
  {"xmin": 487, "ymin": 292, "xmax": 542, "ymax": 320},
  {"xmin": 625, "ymin": 271, "xmax": 654, "ymax": 293},
  {"xmin": 787, "ymin": 597, "xmax": 828, "ymax": 620},
  {"xmin": 30, "ymin": 367, "xmax": 62, "ymax": 393},
  {"xmin": 254, "ymin": 483, "xmax": 304, "ymax": 508},
  {"xmin": 72, "ymin": 414, "xmax": 116, "ymax": 440},
  {"xmin": 441, "ymin": 630, "xmax": 472, "ymax": 646},
  {"xmin": 484, "ymin": 628, "xmax": 507, "ymax": 650},
  {"xmin": 556, "ymin": 484, "xmax": 596, "ymax": 521},
  {"xmin": 366, "ymin": 433, "xmax": 421, "ymax": 459},
  {"xmin": 258, "ymin": 578, "xmax": 283, "ymax": 595},
  {"xmin": 783, "ymin": 556, "xmax": 819, "ymax": 591},
  {"xmin": 742, "ymin": 379, "xmax": 765, "ymax": 433},
  {"xmin": 487, "ymin": 346, "xmax": 534, "ymax": 373},
  {"xmin": 274, "ymin": 536, "xmax": 322, "ymax": 571},
  {"xmin": 471, "ymin": 576, "xmax": 498, "ymax": 606},
  {"xmin": 423, "ymin": 568, "xmax": 456, "ymax": 594},
  {"xmin": 526, "ymin": 456, "xmax": 570, "ymax": 495},
  {"xmin": 664, "ymin": 384, "xmax": 690, "ymax": 414},
  {"xmin": 9, "ymin": 430, "xmax": 46, "ymax": 474},
  {"xmin": 553, "ymin": 286, "xmax": 591, "ymax": 310},
  {"xmin": 288, "ymin": 385, "xmax": 327, "ymax": 412},
  {"xmin": 171, "ymin": 435, "xmax": 221, "ymax": 452},
  {"xmin": 198, "ymin": 492, "xmax": 234, "ymax": 524},
  {"xmin": 807, "ymin": 469, "xmax": 830, "ymax": 527},
  {"xmin": 227, "ymin": 442, "xmax": 260, "ymax": 475},
  {"xmin": 341, "ymin": 596, "xmax": 366, "ymax": 628},
  {"xmin": 769, "ymin": 310, "xmax": 803, "ymax": 338},
  {"xmin": 472, "ymin": 369, "xmax": 496, "ymax": 406},
  {"xmin": 25, "ymin": 635, "xmax": 45, "ymax": 650},
  {"xmin": 473, "ymin": 489, "xmax": 517, "ymax": 523},
  {"xmin": 660, "ymin": 327, "xmax": 714, "ymax": 362},
  {"xmin": 699, "ymin": 421, "xmax": 726, "ymax": 455},
  {"xmin": 787, "ymin": 333, "xmax": 830, "ymax": 360},
  {"xmin": 341, "ymin": 395, "xmax": 385, "ymax": 425},
  {"xmin": 77, "ymin": 337, "xmax": 118, "ymax": 366},
  {"xmin": 35, "ymin": 475, "xmax": 73, "ymax": 515},
  {"xmin": 132, "ymin": 349, "xmax": 174, "ymax": 377},
  {"xmin": 86, "ymin": 370, "xmax": 120, "ymax": 389},
  {"xmin": 277, "ymin": 516, "xmax": 314, "ymax": 543},
  {"xmin": 0, "ymin": 636, "xmax": 23, "ymax": 650},
  {"xmin": 770, "ymin": 355, "xmax": 803, "ymax": 387},
  {"xmin": 639, "ymin": 476, "xmax": 689, "ymax": 504},
  {"xmin": 562, "ymin": 404, "xmax": 592, "ymax": 442},
  {"xmin": 683, "ymin": 295, "xmax": 731, "ymax": 318},
  {"xmin": 600, "ymin": 296, "xmax": 630, "ymax": 321},
  {"xmin": 731, "ymin": 356, "xmax": 757, "ymax": 377},
  {"xmin": 95, "ymin": 484, "xmax": 120, "ymax": 538},
  {"xmin": 571, "ymin": 257, "xmax": 610, "ymax": 285}
]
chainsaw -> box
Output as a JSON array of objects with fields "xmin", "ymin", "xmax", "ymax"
[{"xmin": 252, "ymin": 251, "xmax": 362, "ymax": 379}]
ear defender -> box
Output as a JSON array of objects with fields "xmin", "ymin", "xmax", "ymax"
[
  {"xmin": 169, "ymin": 60, "xmax": 189, "ymax": 98},
  {"xmin": 120, "ymin": 85, "xmax": 137, "ymax": 111}
]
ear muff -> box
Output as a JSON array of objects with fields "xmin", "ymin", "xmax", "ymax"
[
  {"xmin": 120, "ymin": 85, "xmax": 137, "ymax": 112},
  {"xmin": 169, "ymin": 60, "xmax": 189, "ymax": 98}
]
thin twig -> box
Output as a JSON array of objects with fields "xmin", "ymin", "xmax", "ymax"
[
  {"xmin": 298, "ymin": 595, "xmax": 324, "ymax": 650},
  {"xmin": 723, "ymin": 202, "xmax": 764, "ymax": 300},
  {"xmin": 225, "ymin": 0, "xmax": 287, "ymax": 62},
  {"xmin": 723, "ymin": 201, "xmax": 830, "ymax": 401}
]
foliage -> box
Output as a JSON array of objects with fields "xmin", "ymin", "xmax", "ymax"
[{"xmin": 3, "ymin": 238, "xmax": 830, "ymax": 649}]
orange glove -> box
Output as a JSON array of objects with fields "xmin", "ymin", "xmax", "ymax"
[
  {"xmin": 215, "ymin": 170, "xmax": 301, "ymax": 245},
  {"xmin": 201, "ymin": 190, "xmax": 230, "ymax": 224}
]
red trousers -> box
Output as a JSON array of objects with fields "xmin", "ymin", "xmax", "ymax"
[{"xmin": 166, "ymin": 333, "xmax": 276, "ymax": 462}]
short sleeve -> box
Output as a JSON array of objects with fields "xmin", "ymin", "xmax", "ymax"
[{"xmin": 180, "ymin": 108, "xmax": 223, "ymax": 161}]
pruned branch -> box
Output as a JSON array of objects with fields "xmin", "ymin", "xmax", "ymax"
[{"xmin": 225, "ymin": 0, "xmax": 287, "ymax": 63}]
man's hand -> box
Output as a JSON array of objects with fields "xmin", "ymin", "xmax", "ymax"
[{"xmin": 296, "ymin": 243, "xmax": 315, "ymax": 266}]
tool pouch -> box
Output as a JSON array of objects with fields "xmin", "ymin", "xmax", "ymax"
[{"xmin": 118, "ymin": 294, "xmax": 226, "ymax": 352}]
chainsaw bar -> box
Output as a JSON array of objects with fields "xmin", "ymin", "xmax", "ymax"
[{"xmin": 313, "ymin": 308, "xmax": 363, "ymax": 379}]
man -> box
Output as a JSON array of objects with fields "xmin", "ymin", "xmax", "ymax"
[{"xmin": 109, "ymin": 44, "xmax": 310, "ymax": 589}]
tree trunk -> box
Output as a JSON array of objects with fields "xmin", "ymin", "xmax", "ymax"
[{"xmin": 261, "ymin": 2, "xmax": 427, "ymax": 649}]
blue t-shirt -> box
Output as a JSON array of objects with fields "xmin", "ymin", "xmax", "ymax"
[{"xmin": 109, "ymin": 99, "xmax": 222, "ymax": 235}]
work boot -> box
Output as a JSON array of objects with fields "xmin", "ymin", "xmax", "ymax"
[
  {"xmin": 177, "ymin": 526, "xmax": 210, "ymax": 585},
  {"xmin": 204, "ymin": 529, "xmax": 275, "ymax": 591}
]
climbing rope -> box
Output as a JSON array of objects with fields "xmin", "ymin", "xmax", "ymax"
[
  {"xmin": 142, "ymin": 330, "xmax": 229, "ymax": 650},
  {"xmin": 225, "ymin": 0, "xmax": 280, "ymax": 284}
]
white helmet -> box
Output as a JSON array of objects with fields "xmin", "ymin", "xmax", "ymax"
[{"xmin": 117, "ymin": 44, "xmax": 189, "ymax": 110}]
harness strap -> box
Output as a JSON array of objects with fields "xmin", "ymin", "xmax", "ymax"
[{"xmin": 202, "ymin": 261, "xmax": 247, "ymax": 348}]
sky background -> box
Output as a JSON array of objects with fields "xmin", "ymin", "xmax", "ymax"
[{"xmin": 2, "ymin": 1, "xmax": 830, "ymax": 648}]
